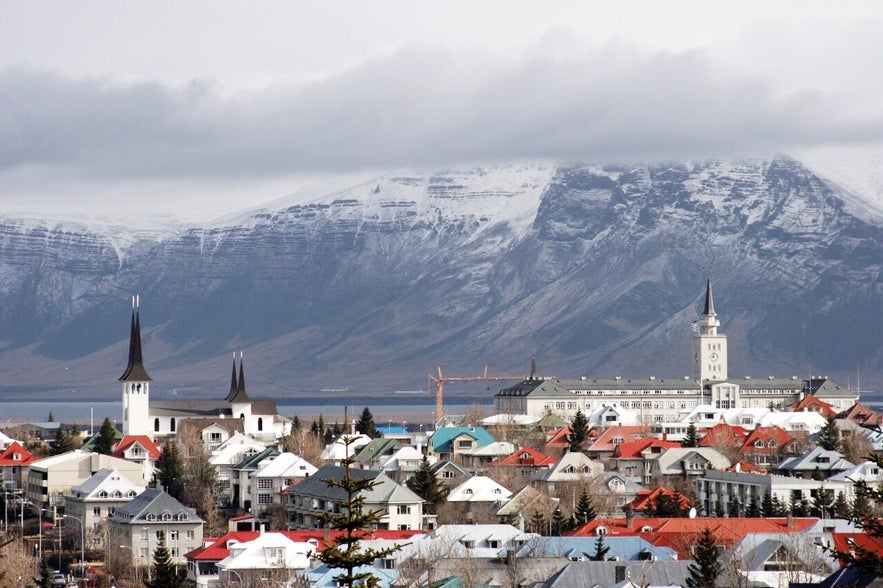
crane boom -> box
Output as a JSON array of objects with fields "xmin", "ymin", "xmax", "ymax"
[{"xmin": 428, "ymin": 365, "xmax": 534, "ymax": 425}]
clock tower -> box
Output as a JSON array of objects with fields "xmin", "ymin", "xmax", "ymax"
[{"xmin": 692, "ymin": 279, "xmax": 728, "ymax": 383}]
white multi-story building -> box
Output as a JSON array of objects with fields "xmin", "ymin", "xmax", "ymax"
[
  {"xmin": 250, "ymin": 452, "xmax": 317, "ymax": 516},
  {"xmin": 495, "ymin": 281, "xmax": 858, "ymax": 423},
  {"xmin": 64, "ymin": 468, "xmax": 145, "ymax": 548}
]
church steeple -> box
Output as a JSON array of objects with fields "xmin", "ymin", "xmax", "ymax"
[
  {"xmin": 225, "ymin": 354, "xmax": 238, "ymax": 402},
  {"xmin": 119, "ymin": 298, "xmax": 151, "ymax": 382},
  {"xmin": 703, "ymin": 278, "xmax": 715, "ymax": 316},
  {"xmin": 227, "ymin": 352, "xmax": 251, "ymax": 403}
]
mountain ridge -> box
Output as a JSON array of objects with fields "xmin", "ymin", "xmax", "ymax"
[{"xmin": 0, "ymin": 156, "xmax": 880, "ymax": 401}]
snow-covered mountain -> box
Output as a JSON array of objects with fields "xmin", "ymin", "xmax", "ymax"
[{"xmin": 1, "ymin": 156, "xmax": 880, "ymax": 400}]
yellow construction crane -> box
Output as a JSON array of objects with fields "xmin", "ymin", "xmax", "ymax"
[{"xmin": 428, "ymin": 362, "xmax": 537, "ymax": 424}]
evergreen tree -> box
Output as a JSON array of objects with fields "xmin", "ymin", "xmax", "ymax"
[
  {"xmin": 406, "ymin": 455, "xmax": 448, "ymax": 514},
  {"xmin": 355, "ymin": 407, "xmax": 379, "ymax": 438},
  {"xmin": 647, "ymin": 492, "xmax": 690, "ymax": 517},
  {"xmin": 292, "ymin": 415, "xmax": 301, "ymax": 431},
  {"xmin": 588, "ymin": 534, "xmax": 610, "ymax": 561},
  {"xmin": 832, "ymin": 491, "xmax": 852, "ymax": 519},
  {"xmin": 47, "ymin": 411, "xmax": 55, "ymax": 422},
  {"xmin": 145, "ymin": 541, "xmax": 186, "ymax": 588},
  {"xmin": 817, "ymin": 416, "xmax": 841, "ymax": 452},
  {"xmin": 574, "ymin": 489, "xmax": 597, "ymax": 525},
  {"xmin": 812, "ymin": 487, "xmax": 834, "ymax": 518},
  {"xmin": 49, "ymin": 427, "xmax": 74, "ymax": 455},
  {"xmin": 761, "ymin": 492, "xmax": 774, "ymax": 517},
  {"xmin": 828, "ymin": 452, "xmax": 883, "ymax": 573},
  {"xmin": 791, "ymin": 497, "xmax": 810, "ymax": 517},
  {"xmin": 728, "ymin": 496, "xmax": 742, "ymax": 518},
  {"xmin": 155, "ymin": 440, "xmax": 185, "ymax": 499},
  {"xmin": 34, "ymin": 556, "xmax": 53, "ymax": 588},
  {"xmin": 310, "ymin": 419, "xmax": 320, "ymax": 438},
  {"xmin": 550, "ymin": 505, "xmax": 570, "ymax": 535},
  {"xmin": 714, "ymin": 500, "xmax": 725, "ymax": 518},
  {"xmin": 682, "ymin": 421, "xmax": 700, "ymax": 448},
  {"xmin": 771, "ymin": 495, "xmax": 789, "ymax": 517},
  {"xmin": 568, "ymin": 410, "xmax": 590, "ymax": 452},
  {"xmin": 315, "ymin": 430, "xmax": 400, "ymax": 588},
  {"xmin": 686, "ymin": 528, "xmax": 722, "ymax": 588},
  {"xmin": 530, "ymin": 511, "xmax": 546, "ymax": 536},
  {"xmin": 94, "ymin": 417, "xmax": 117, "ymax": 455},
  {"xmin": 745, "ymin": 496, "xmax": 761, "ymax": 517},
  {"xmin": 318, "ymin": 414, "xmax": 326, "ymax": 437}
]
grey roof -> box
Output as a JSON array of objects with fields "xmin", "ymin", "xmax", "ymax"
[
  {"xmin": 289, "ymin": 465, "xmax": 421, "ymax": 504},
  {"xmin": 776, "ymin": 447, "xmax": 854, "ymax": 473},
  {"xmin": 232, "ymin": 446, "xmax": 280, "ymax": 470},
  {"xmin": 111, "ymin": 487, "xmax": 202, "ymax": 524},
  {"xmin": 547, "ymin": 561, "xmax": 694, "ymax": 588}
]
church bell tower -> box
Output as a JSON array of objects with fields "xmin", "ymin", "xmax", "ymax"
[
  {"xmin": 692, "ymin": 279, "xmax": 728, "ymax": 383},
  {"xmin": 120, "ymin": 296, "xmax": 152, "ymax": 437}
]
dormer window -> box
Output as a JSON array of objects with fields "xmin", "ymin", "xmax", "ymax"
[
  {"xmin": 162, "ymin": 513, "xmax": 172, "ymax": 521},
  {"xmin": 754, "ymin": 440, "xmax": 764, "ymax": 448},
  {"xmin": 98, "ymin": 490, "xmax": 108, "ymax": 498},
  {"xmin": 612, "ymin": 437, "xmax": 624, "ymax": 444},
  {"xmin": 112, "ymin": 490, "xmax": 122, "ymax": 498},
  {"xmin": 178, "ymin": 513, "xmax": 188, "ymax": 521},
  {"xmin": 146, "ymin": 513, "xmax": 156, "ymax": 521}
]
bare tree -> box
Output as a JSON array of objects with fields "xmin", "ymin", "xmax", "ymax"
[{"xmin": 0, "ymin": 537, "xmax": 38, "ymax": 587}]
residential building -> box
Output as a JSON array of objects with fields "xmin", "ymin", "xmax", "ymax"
[
  {"xmin": 111, "ymin": 435, "xmax": 161, "ymax": 486},
  {"xmin": 447, "ymin": 476, "xmax": 512, "ymax": 504},
  {"xmin": 0, "ymin": 441, "xmax": 38, "ymax": 492},
  {"xmin": 429, "ymin": 461, "xmax": 471, "ymax": 488},
  {"xmin": 25, "ymin": 450, "xmax": 145, "ymax": 507},
  {"xmin": 775, "ymin": 447, "xmax": 855, "ymax": 479},
  {"xmin": 531, "ymin": 451, "xmax": 604, "ymax": 495},
  {"xmin": 462, "ymin": 441, "xmax": 516, "ymax": 470},
  {"xmin": 215, "ymin": 531, "xmax": 314, "ymax": 587},
  {"xmin": 64, "ymin": 468, "xmax": 145, "ymax": 548},
  {"xmin": 209, "ymin": 433, "xmax": 267, "ymax": 505},
  {"xmin": 428, "ymin": 427, "xmax": 495, "ymax": 463},
  {"xmin": 231, "ymin": 447, "xmax": 280, "ymax": 510},
  {"xmin": 250, "ymin": 452, "xmax": 317, "ymax": 517},
  {"xmin": 110, "ymin": 487, "xmax": 204, "ymax": 566}
]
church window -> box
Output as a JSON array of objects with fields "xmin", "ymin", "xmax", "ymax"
[
  {"xmin": 240, "ymin": 413, "xmax": 245, "ymax": 420},
  {"xmin": 154, "ymin": 418, "xmax": 160, "ymax": 432},
  {"xmin": 258, "ymin": 418, "xmax": 263, "ymax": 431},
  {"xmin": 170, "ymin": 418, "xmax": 176, "ymax": 432}
]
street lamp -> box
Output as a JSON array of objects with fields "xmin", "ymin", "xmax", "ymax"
[
  {"xmin": 119, "ymin": 545, "xmax": 140, "ymax": 584},
  {"xmin": 63, "ymin": 514, "xmax": 85, "ymax": 577}
]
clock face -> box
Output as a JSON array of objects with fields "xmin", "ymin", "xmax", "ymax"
[{"xmin": 710, "ymin": 352, "xmax": 719, "ymax": 362}]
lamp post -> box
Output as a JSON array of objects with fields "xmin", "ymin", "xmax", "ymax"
[
  {"xmin": 63, "ymin": 513, "xmax": 85, "ymax": 577},
  {"xmin": 118, "ymin": 545, "xmax": 140, "ymax": 585},
  {"xmin": 21, "ymin": 500, "xmax": 42, "ymax": 558}
]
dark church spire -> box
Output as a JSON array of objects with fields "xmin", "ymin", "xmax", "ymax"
[
  {"xmin": 225, "ymin": 354, "xmax": 239, "ymax": 401},
  {"xmin": 703, "ymin": 278, "xmax": 716, "ymax": 316},
  {"xmin": 119, "ymin": 296, "xmax": 152, "ymax": 382},
  {"xmin": 227, "ymin": 352, "xmax": 251, "ymax": 403}
]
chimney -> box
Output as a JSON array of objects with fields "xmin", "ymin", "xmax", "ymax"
[
  {"xmin": 260, "ymin": 523, "xmax": 265, "ymax": 535},
  {"xmin": 615, "ymin": 565, "xmax": 626, "ymax": 583},
  {"xmin": 625, "ymin": 506, "xmax": 634, "ymax": 528},
  {"xmin": 787, "ymin": 513, "xmax": 794, "ymax": 528}
]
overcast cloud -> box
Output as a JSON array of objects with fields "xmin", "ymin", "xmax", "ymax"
[{"xmin": 2, "ymin": 1, "xmax": 882, "ymax": 222}]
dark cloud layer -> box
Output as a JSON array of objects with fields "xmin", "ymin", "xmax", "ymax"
[{"xmin": 3, "ymin": 44, "xmax": 882, "ymax": 184}]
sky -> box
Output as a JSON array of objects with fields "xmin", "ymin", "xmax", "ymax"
[{"xmin": 2, "ymin": 0, "xmax": 883, "ymax": 225}]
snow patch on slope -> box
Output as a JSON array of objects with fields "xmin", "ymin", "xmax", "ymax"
[{"xmin": 791, "ymin": 146, "xmax": 883, "ymax": 224}]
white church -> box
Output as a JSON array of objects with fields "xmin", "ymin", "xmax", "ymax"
[{"xmin": 120, "ymin": 305, "xmax": 289, "ymax": 442}]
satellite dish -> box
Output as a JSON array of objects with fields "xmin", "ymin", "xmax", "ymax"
[{"xmin": 689, "ymin": 508, "xmax": 697, "ymax": 519}]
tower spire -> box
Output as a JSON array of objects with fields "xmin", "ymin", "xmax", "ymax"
[
  {"xmin": 227, "ymin": 351, "xmax": 251, "ymax": 403},
  {"xmin": 225, "ymin": 353, "xmax": 239, "ymax": 401},
  {"xmin": 703, "ymin": 278, "xmax": 715, "ymax": 316},
  {"xmin": 119, "ymin": 299, "xmax": 152, "ymax": 382}
]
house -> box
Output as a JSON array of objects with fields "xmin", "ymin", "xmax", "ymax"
[
  {"xmin": 624, "ymin": 486, "xmax": 691, "ymax": 515},
  {"xmin": 491, "ymin": 447, "xmax": 557, "ymax": 479},
  {"xmin": 230, "ymin": 446, "xmax": 280, "ymax": 510},
  {"xmin": 586, "ymin": 404, "xmax": 640, "ymax": 427},
  {"xmin": 319, "ymin": 433, "xmax": 373, "ymax": 466},
  {"xmin": 286, "ymin": 465, "xmax": 423, "ymax": 531},
  {"xmin": 302, "ymin": 564, "xmax": 396, "ymax": 588},
  {"xmin": 775, "ymin": 447, "xmax": 855, "ymax": 479},
  {"xmin": 419, "ymin": 524, "xmax": 537, "ymax": 558},
  {"xmin": 837, "ymin": 403, "xmax": 883, "ymax": 429},
  {"xmin": 584, "ymin": 426, "xmax": 651, "ymax": 461},
  {"xmin": 447, "ymin": 475, "xmax": 512, "ymax": 503},
  {"xmin": 514, "ymin": 535, "xmax": 677, "ymax": 562},
  {"xmin": 180, "ymin": 420, "xmax": 246, "ymax": 454},
  {"xmin": 595, "ymin": 471, "xmax": 645, "ymax": 515},
  {"xmin": 462, "ymin": 441, "xmax": 516, "ymax": 469},
  {"xmin": 428, "ymin": 427, "xmax": 495, "ymax": 463},
  {"xmin": 378, "ymin": 446, "xmax": 432, "ymax": 483},
  {"xmin": 647, "ymin": 446, "xmax": 731, "ymax": 485},
  {"xmin": 209, "ymin": 433, "xmax": 268, "ymax": 505},
  {"xmin": 25, "ymin": 450, "xmax": 145, "ymax": 507},
  {"xmin": 606, "ymin": 438, "xmax": 683, "ymax": 485},
  {"xmin": 353, "ymin": 437, "xmax": 402, "ymax": 470},
  {"xmin": 215, "ymin": 531, "xmax": 315, "ymax": 587},
  {"xmin": 789, "ymin": 395, "xmax": 838, "ymax": 419},
  {"xmin": 0, "ymin": 441, "xmax": 38, "ymax": 492},
  {"xmin": 430, "ymin": 460, "xmax": 471, "ymax": 488},
  {"xmin": 545, "ymin": 560, "xmax": 694, "ymax": 588},
  {"xmin": 250, "ymin": 452, "xmax": 317, "ymax": 516},
  {"xmin": 495, "ymin": 486, "xmax": 557, "ymax": 527},
  {"xmin": 110, "ymin": 487, "xmax": 204, "ymax": 566},
  {"xmin": 64, "ymin": 468, "xmax": 145, "ymax": 548},
  {"xmin": 532, "ymin": 451, "xmax": 604, "ymax": 496},
  {"xmin": 698, "ymin": 422, "xmax": 749, "ymax": 449},
  {"xmin": 735, "ymin": 426, "xmax": 801, "ymax": 469},
  {"xmin": 111, "ymin": 435, "xmax": 161, "ymax": 485}
]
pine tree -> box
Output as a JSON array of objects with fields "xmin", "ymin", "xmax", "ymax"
[
  {"xmin": 574, "ymin": 489, "xmax": 597, "ymax": 525},
  {"xmin": 728, "ymin": 496, "xmax": 742, "ymax": 518},
  {"xmin": 34, "ymin": 556, "xmax": 53, "ymax": 588},
  {"xmin": 832, "ymin": 491, "xmax": 851, "ymax": 519},
  {"xmin": 761, "ymin": 492, "xmax": 774, "ymax": 517},
  {"xmin": 155, "ymin": 440, "xmax": 184, "ymax": 499},
  {"xmin": 828, "ymin": 452, "xmax": 883, "ymax": 573},
  {"xmin": 315, "ymin": 430, "xmax": 400, "ymax": 588},
  {"xmin": 145, "ymin": 541, "xmax": 186, "ymax": 588},
  {"xmin": 406, "ymin": 455, "xmax": 448, "ymax": 514},
  {"xmin": 714, "ymin": 500, "xmax": 725, "ymax": 518},
  {"xmin": 812, "ymin": 486, "xmax": 834, "ymax": 518},
  {"xmin": 49, "ymin": 427, "xmax": 74, "ymax": 455},
  {"xmin": 530, "ymin": 511, "xmax": 546, "ymax": 535},
  {"xmin": 745, "ymin": 496, "xmax": 760, "ymax": 517},
  {"xmin": 550, "ymin": 505, "xmax": 570, "ymax": 535},
  {"xmin": 355, "ymin": 407, "xmax": 379, "ymax": 438},
  {"xmin": 686, "ymin": 528, "xmax": 722, "ymax": 588},
  {"xmin": 94, "ymin": 417, "xmax": 117, "ymax": 455},
  {"xmin": 817, "ymin": 416, "xmax": 840, "ymax": 452},
  {"xmin": 588, "ymin": 534, "xmax": 610, "ymax": 561},
  {"xmin": 682, "ymin": 421, "xmax": 700, "ymax": 448},
  {"xmin": 568, "ymin": 410, "xmax": 590, "ymax": 452}
]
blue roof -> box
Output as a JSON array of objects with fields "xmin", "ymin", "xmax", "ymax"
[
  {"xmin": 515, "ymin": 536, "xmax": 677, "ymax": 561},
  {"xmin": 304, "ymin": 564, "xmax": 397, "ymax": 588},
  {"xmin": 429, "ymin": 426, "xmax": 495, "ymax": 453}
]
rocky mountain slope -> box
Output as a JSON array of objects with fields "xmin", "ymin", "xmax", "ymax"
[{"xmin": 0, "ymin": 156, "xmax": 880, "ymax": 401}]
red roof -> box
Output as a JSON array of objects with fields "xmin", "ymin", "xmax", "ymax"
[
  {"xmin": 544, "ymin": 426, "xmax": 572, "ymax": 447},
  {"xmin": 610, "ymin": 438, "xmax": 681, "ymax": 459},
  {"xmin": 585, "ymin": 426, "xmax": 651, "ymax": 453},
  {"xmin": 788, "ymin": 395, "xmax": 837, "ymax": 418},
  {"xmin": 837, "ymin": 403, "xmax": 883, "ymax": 428},
  {"xmin": 229, "ymin": 514, "xmax": 255, "ymax": 522},
  {"xmin": 625, "ymin": 487, "xmax": 691, "ymax": 513},
  {"xmin": 112, "ymin": 435, "xmax": 162, "ymax": 459},
  {"xmin": 699, "ymin": 423, "xmax": 749, "ymax": 448},
  {"xmin": 726, "ymin": 460, "xmax": 767, "ymax": 474},
  {"xmin": 493, "ymin": 447, "xmax": 557, "ymax": 467},
  {"xmin": 830, "ymin": 532, "xmax": 883, "ymax": 565},
  {"xmin": 571, "ymin": 517, "xmax": 818, "ymax": 558},
  {"xmin": 0, "ymin": 441, "xmax": 39, "ymax": 466},
  {"xmin": 739, "ymin": 426, "xmax": 795, "ymax": 455},
  {"xmin": 186, "ymin": 529, "xmax": 421, "ymax": 561}
]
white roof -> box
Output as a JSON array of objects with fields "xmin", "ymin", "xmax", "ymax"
[
  {"xmin": 379, "ymin": 446, "xmax": 434, "ymax": 470},
  {"xmin": 448, "ymin": 475, "xmax": 512, "ymax": 502},
  {"xmin": 463, "ymin": 441, "xmax": 515, "ymax": 457},
  {"xmin": 251, "ymin": 452, "xmax": 317, "ymax": 479},
  {"xmin": 319, "ymin": 434, "xmax": 372, "ymax": 461},
  {"xmin": 210, "ymin": 440, "xmax": 268, "ymax": 466},
  {"xmin": 757, "ymin": 411, "xmax": 827, "ymax": 433},
  {"xmin": 216, "ymin": 532, "xmax": 314, "ymax": 571},
  {"xmin": 68, "ymin": 468, "xmax": 145, "ymax": 500},
  {"xmin": 481, "ymin": 414, "xmax": 541, "ymax": 426},
  {"xmin": 827, "ymin": 460, "xmax": 883, "ymax": 483},
  {"xmin": 0, "ymin": 429, "xmax": 16, "ymax": 448}
]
